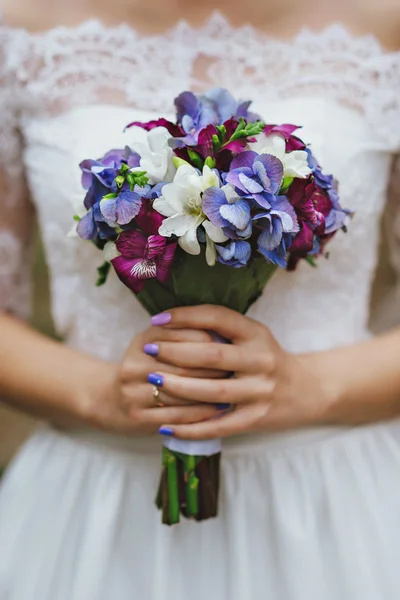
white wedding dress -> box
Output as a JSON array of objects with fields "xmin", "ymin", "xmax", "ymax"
[{"xmin": 0, "ymin": 11, "xmax": 400, "ymax": 600}]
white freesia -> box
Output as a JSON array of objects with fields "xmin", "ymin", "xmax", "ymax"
[
  {"xmin": 153, "ymin": 164, "xmax": 228, "ymax": 266},
  {"xmin": 129, "ymin": 126, "xmax": 176, "ymax": 184},
  {"xmin": 103, "ymin": 241, "xmax": 121, "ymax": 262},
  {"xmin": 250, "ymin": 133, "xmax": 311, "ymax": 179}
]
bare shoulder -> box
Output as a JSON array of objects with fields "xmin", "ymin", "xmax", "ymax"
[
  {"xmin": 365, "ymin": 0, "xmax": 400, "ymax": 50},
  {"xmin": 1, "ymin": 0, "xmax": 89, "ymax": 31}
]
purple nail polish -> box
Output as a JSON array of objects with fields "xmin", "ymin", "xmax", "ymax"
[
  {"xmin": 151, "ymin": 313, "xmax": 172, "ymax": 326},
  {"xmin": 148, "ymin": 373, "xmax": 164, "ymax": 387},
  {"xmin": 144, "ymin": 343, "xmax": 159, "ymax": 357},
  {"xmin": 159, "ymin": 427, "xmax": 174, "ymax": 437},
  {"xmin": 216, "ymin": 403, "xmax": 231, "ymax": 410}
]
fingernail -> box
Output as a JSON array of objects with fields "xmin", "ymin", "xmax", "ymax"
[
  {"xmin": 144, "ymin": 343, "xmax": 159, "ymax": 357},
  {"xmin": 159, "ymin": 427, "xmax": 174, "ymax": 437},
  {"xmin": 151, "ymin": 313, "xmax": 172, "ymax": 326},
  {"xmin": 216, "ymin": 403, "xmax": 231, "ymax": 410},
  {"xmin": 148, "ymin": 373, "xmax": 164, "ymax": 387}
]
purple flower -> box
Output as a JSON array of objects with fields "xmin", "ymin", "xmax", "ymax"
[
  {"xmin": 226, "ymin": 151, "xmax": 284, "ymax": 209},
  {"xmin": 260, "ymin": 233, "xmax": 293, "ymax": 268},
  {"xmin": 171, "ymin": 88, "xmax": 259, "ymax": 149},
  {"xmin": 254, "ymin": 196, "xmax": 299, "ymax": 267},
  {"xmin": 201, "ymin": 88, "xmax": 259, "ymax": 124},
  {"xmin": 76, "ymin": 208, "xmax": 97, "ymax": 240},
  {"xmin": 306, "ymin": 149, "xmax": 334, "ymax": 190},
  {"xmin": 80, "ymin": 147, "xmax": 141, "ymax": 209},
  {"xmin": 112, "ymin": 230, "xmax": 177, "ymax": 293},
  {"xmin": 77, "ymin": 200, "xmax": 116, "ymax": 242},
  {"xmin": 216, "ymin": 240, "xmax": 251, "ymax": 268},
  {"xmin": 202, "ymin": 185, "xmax": 252, "ymax": 238},
  {"xmin": 100, "ymin": 190, "xmax": 143, "ymax": 227}
]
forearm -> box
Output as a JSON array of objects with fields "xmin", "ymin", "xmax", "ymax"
[
  {"xmin": 0, "ymin": 312, "xmax": 115, "ymax": 426},
  {"xmin": 305, "ymin": 327, "xmax": 400, "ymax": 425}
]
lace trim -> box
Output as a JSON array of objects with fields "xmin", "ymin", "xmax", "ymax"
[
  {"xmin": 0, "ymin": 230, "xmax": 31, "ymax": 319},
  {"xmin": 0, "ymin": 13, "xmax": 399, "ymax": 119}
]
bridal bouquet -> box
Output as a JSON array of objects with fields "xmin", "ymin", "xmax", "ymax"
[{"xmin": 75, "ymin": 88, "xmax": 350, "ymax": 525}]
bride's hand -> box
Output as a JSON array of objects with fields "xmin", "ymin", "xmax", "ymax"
[
  {"xmin": 144, "ymin": 306, "xmax": 333, "ymax": 439},
  {"xmin": 86, "ymin": 326, "xmax": 223, "ymax": 435}
]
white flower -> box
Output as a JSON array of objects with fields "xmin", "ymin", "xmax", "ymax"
[
  {"xmin": 153, "ymin": 164, "xmax": 227, "ymax": 266},
  {"xmin": 250, "ymin": 133, "xmax": 311, "ymax": 179},
  {"xmin": 129, "ymin": 127, "xmax": 176, "ymax": 184},
  {"xmin": 103, "ymin": 241, "xmax": 121, "ymax": 262}
]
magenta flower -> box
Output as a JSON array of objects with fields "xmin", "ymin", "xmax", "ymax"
[
  {"xmin": 112, "ymin": 230, "xmax": 177, "ymax": 293},
  {"xmin": 263, "ymin": 124, "xmax": 306, "ymax": 152}
]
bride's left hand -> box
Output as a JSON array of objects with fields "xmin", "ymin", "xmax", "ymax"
[{"xmin": 146, "ymin": 305, "xmax": 334, "ymax": 439}]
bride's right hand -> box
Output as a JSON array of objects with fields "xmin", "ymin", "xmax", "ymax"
[{"xmin": 84, "ymin": 326, "xmax": 222, "ymax": 435}]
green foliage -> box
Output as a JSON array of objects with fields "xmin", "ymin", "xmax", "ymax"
[
  {"xmin": 96, "ymin": 261, "xmax": 111, "ymax": 286},
  {"xmin": 187, "ymin": 149, "xmax": 204, "ymax": 170},
  {"xmin": 137, "ymin": 248, "xmax": 277, "ymax": 316},
  {"xmin": 305, "ymin": 256, "xmax": 318, "ymax": 268},
  {"xmin": 280, "ymin": 176, "xmax": 294, "ymax": 193}
]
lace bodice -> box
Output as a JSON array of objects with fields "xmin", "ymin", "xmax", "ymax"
[{"xmin": 0, "ymin": 12, "xmax": 399, "ymax": 357}]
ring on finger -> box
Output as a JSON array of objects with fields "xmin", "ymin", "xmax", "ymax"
[{"xmin": 152, "ymin": 385, "xmax": 165, "ymax": 408}]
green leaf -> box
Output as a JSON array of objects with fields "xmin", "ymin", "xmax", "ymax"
[
  {"xmin": 102, "ymin": 192, "xmax": 118, "ymax": 200},
  {"xmin": 73, "ymin": 214, "xmax": 80, "ymax": 222},
  {"xmin": 280, "ymin": 176, "xmax": 294, "ymax": 193},
  {"xmin": 187, "ymin": 149, "xmax": 204, "ymax": 170},
  {"xmin": 96, "ymin": 261, "xmax": 111, "ymax": 286},
  {"xmin": 204, "ymin": 156, "xmax": 216, "ymax": 169},
  {"xmin": 305, "ymin": 256, "xmax": 318, "ymax": 268}
]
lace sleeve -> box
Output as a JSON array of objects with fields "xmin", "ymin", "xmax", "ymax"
[
  {"xmin": 385, "ymin": 154, "xmax": 400, "ymax": 325},
  {"xmin": 370, "ymin": 154, "xmax": 400, "ymax": 332},
  {"xmin": 0, "ymin": 24, "xmax": 35, "ymax": 320}
]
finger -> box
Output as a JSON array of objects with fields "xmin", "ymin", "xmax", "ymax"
[
  {"xmin": 119, "ymin": 383, "xmax": 198, "ymax": 412},
  {"xmin": 162, "ymin": 404, "xmax": 269, "ymax": 439},
  {"xmin": 148, "ymin": 341, "xmax": 266, "ymax": 374},
  {"xmin": 141, "ymin": 327, "xmax": 214, "ymax": 345},
  {"xmin": 132, "ymin": 404, "xmax": 220, "ymax": 427},
  {"xmin": 120, "ymin": 354, "xmax": 226, "ymax": 390},
  {"xmin": 151, "ymin": 372, "xmax": 266, "ymax": 404},
  {"xmin": 153, "ymin": 306, "xmax": 260, "ymax": 342}
]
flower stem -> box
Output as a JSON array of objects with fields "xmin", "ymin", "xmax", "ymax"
[
  {"xmin": 163, "ymin": 447, "xmax": 180, "ymax": 525},
  {"xmin": 184, "ymin": 455, "xmax": 199, "ymax": 518}
]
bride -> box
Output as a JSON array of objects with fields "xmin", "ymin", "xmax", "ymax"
[{"xmin": 0, "ymin": 0, "xmax": 399, "ymax": 598}]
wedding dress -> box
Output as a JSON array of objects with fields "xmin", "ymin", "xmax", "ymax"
[{"xmin": 0, "ymin": 11, "xmax": 399, "ymax": 600}]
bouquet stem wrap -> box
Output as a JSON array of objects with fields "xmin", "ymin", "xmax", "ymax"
[{"xmin": 137, "ymin": 249, "xmax": 277, "ymax": 524}]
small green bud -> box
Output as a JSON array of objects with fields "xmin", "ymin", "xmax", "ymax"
[
  {"xmin": 173, "ymin": 156, "xmax": 190, "ymax": 169},
  {"xmin": 204, "ymin": 156, "xmax": 216, "ymax": 169},
  {"xmin": 73, "ymin": 214, "xmax": 80, "ymax": 222},
  {"xmin": 119, "ymin": 163, "xmax": 130, "ymax": 174},
  {"xmin": 115, "ymin": 175, "xmax": 125, "ymax": 187},
  {"xmin": 188, "ymin": 149, "xmax": 204, "ymax": 170}
]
